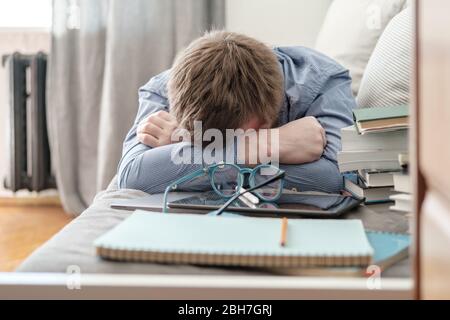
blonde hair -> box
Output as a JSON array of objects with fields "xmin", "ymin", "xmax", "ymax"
[{"xmin": 168, "ymin": 30, "xmax": 283, "ymax": 135}]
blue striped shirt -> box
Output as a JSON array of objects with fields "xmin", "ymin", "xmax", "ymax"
[{"xmin": 118, "ymin": 46, "xmax": 356, "ymax": 193}]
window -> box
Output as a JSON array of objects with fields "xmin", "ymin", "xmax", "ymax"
[{"xmin": 0, "ymin": 0, "xmax": 52, "ymax": 29}]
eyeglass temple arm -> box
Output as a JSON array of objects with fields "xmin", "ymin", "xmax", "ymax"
[
  {"xmin": 214, "ymin": 171, "xmax": 285, "ymax": 216},
  {"xmin": 162, "ymin": 169, "xmax": 205, "ymax": 213}
]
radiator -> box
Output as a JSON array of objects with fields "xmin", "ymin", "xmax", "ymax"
[{"xmin": 2, "ymin": 52, "xmax": 55, "ymax": 192}]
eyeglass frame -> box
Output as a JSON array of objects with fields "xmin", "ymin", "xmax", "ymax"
[{"xmin": 162, "ymin": 162, "xmax": 285, "ymax": 213}]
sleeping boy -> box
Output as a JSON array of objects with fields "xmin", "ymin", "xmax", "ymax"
[{"xmin": 117, "ymin": 30, "xmax": 355, "ymax": 194}]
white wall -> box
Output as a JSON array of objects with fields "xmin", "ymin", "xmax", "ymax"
[
  {"xmin": 225, "ymin": 0, "xmax": 332, "ymax": 47},
  {"xmin": 0, "ymin": 0, "xmax": 52, "ymax": 28}
]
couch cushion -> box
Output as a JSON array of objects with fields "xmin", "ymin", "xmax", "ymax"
[
  {"xmin": 356, "ymin": 7, "xmax": 412, "ymax": 108},
  {"xmin": 315, "ymin": 0, "xmax": 407, "ymax": 96}
]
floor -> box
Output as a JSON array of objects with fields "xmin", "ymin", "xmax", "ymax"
[{"xmin": 0, "ymin": 204, "xmax": 73, "ymax": 271}]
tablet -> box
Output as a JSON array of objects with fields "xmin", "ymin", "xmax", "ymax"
[{"xmin": 168, "ymin": 191, "xmax": 363, "ymax": 218}]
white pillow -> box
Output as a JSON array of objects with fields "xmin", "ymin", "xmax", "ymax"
[
  {"xmin": 315, "ymin": 0, "xmax": 406, "ymax": 96},
  {"xmin": 356, "ymin": 8, "xmax": 412, "ymax": 108}
]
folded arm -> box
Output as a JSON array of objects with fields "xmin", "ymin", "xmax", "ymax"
[
  {"xmin": 280, "ymin": 70, "xmax": 356, "ymax": 192},
  {"xmin": 118, "ymin": 140, "xmax": 343, "ymax": 194},
  {"xmin": 119, "ymin": 120, "xmax": 346, "ymax": 195},
  {"xmin": 118, "ymin": 69, "xmax": 355, "ymax": 194}
]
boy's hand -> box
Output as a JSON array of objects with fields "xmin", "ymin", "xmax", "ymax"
[
  {"xmin": 278, "ymin": 116, "xmax": 327, "ymax": 164},
  {"xmin": 137, "ymin": 110, "xmax": 179, "ymax": 148},
  {"xmin": 237, "ymin": 116, "xmax": 327, "ymax": 166}
]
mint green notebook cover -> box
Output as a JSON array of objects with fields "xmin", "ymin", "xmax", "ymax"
[
  {"xmin": 94, "ymin": 211, "xmax": 373, "ymax": 268},
  {"xmin": 353, "ymin": 105, "xmax": 409, "ymax": 122}
]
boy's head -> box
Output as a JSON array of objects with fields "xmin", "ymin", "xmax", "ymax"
[{"xmin": 168, "ymin": 30, "xmax": 283, "ymax": 135}]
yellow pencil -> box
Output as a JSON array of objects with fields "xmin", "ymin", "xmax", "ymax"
[{"xmin": 280, "ymin": 217, "xmax": 288, "ymax": 247}]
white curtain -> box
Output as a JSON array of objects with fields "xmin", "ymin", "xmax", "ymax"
[{"xmin": 48, "ymin": 0, "xmax": 224, "ymax": 214}]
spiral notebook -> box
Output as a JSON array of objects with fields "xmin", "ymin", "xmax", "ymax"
[
  {"xmin": 269, "ymin": 230, "xmax": 410, "ymax": 276},
  {"xmin": 94, "ymin": 211, "xmax": 374, "ymax": 268}
]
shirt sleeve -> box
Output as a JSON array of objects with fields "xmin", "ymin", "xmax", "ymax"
[
  {"xmin": 117, "ymin": 70, "xmax": 216, "ymax": 193},
  {"xmin": 281, "ymin": 69, "xmax": 355, "ymax": 193},
  {"xmin": 279, "ymin": 158, "xmax": 344, "ymax": 193},
  {"xmin": 304, "ymin": 69, "xmax": 356, "ymax": 163},
  {"xmin": 117, "ymin": 71, "xmax": 170, "ymax": 189},
  {"xmin": 274, "ymin": 47, "xmax": 356, "ymax": 193}
]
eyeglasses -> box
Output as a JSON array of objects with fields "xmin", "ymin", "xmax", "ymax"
[{"xmin": 162, "ymin": 162, "xmax": 285, "ymax": 213}]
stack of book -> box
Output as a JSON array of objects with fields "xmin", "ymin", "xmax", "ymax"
[
  {"xmin": 338, "ymin": 105, "xmax": 409, "ymax": 204},
  {"xmin": 390, "ymin": 154, "xmax": 412, "ymax": 213}
]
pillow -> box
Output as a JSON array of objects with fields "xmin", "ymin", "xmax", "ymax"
[
  {"xmin": 356, "ymin": 7, "xmax": 412, "ymax": 108},
  {"xmin": 315, "ymin": 0, "xmax": 407, "ymax": 96}
]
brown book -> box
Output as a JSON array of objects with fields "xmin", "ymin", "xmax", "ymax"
[
  {"xmin": 358, "ymin": 116, "xmax": 409, "ymax": 133},
  {"xmin": 353, "ymin": 105, "xmax": 409, "ymax": 134}
]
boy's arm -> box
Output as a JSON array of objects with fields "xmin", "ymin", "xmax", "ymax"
[
  {"xmin": 240, "ymin": 69, "xmax": 355, "ymax": 193},
  {"xmin": 118, "ymin": 71, "xmax": 212, "ymax": 193},
  {"xmin": 120, "ymin": 141, "xmax": 343, "ymax": 194},
  {"xmin": 272, "ymin": 69, "xmax": 355, "ymax": 165},
  {"xmin": 118, "ymin": 84, "xmax": 333, "ymax": 193},
  {"xmin": 119, "ymin": 70, "xmax": 355, "ymax": 194},
  {"xmin": 304, "ymin": 69, "xmax": 356, "ymax": 163},
  {"xmin": 275, "ymin": 69, "xmax": 356, "ymax": 192},
  {"xmin": 119, "ymin": 142, "xmax": 211, "ymax": 193}
]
